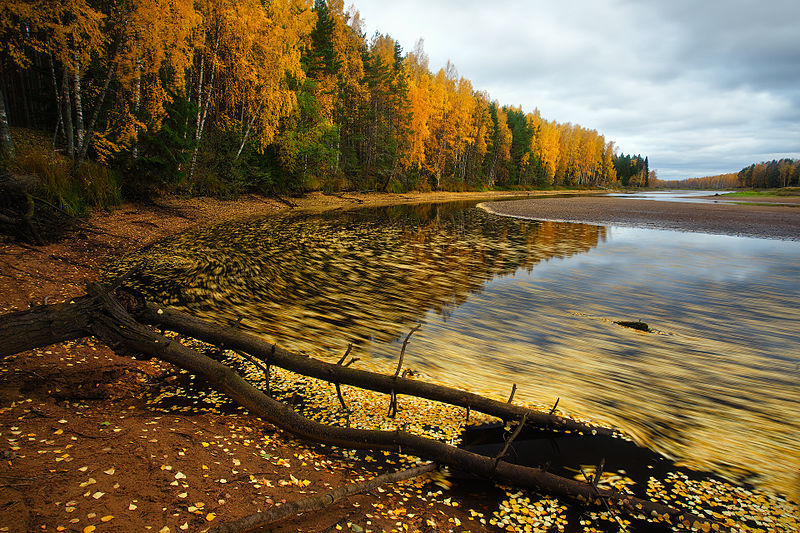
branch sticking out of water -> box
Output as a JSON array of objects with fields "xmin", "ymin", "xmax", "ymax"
[
  {"xmin": 507, "ymin": 383, "xmax": 517, "ymax": 404},
  {"xmin": 394, "ymin": 324, "xmax": 421, "ymax": 378},
  {"xmin": 494, "ymin": 413, "xmax": 528, "ymax": 472},
  {"xmin": 549, "ymin": 397, "xmax": 560, "ymax": 415}
]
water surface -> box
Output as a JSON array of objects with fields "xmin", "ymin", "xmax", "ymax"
[{"xmin": 112, "ymin": 201, "xmax": 800, "ymax": 501}]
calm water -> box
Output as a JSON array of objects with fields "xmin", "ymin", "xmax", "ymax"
[{"xmin": 111, "ymin": 201, "xmax": 800, "ymax": 501}]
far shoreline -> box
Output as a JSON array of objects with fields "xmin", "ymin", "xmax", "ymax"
[{"xmin": 479, "ymin": 195, "xmax": 800, "ymax": 241}]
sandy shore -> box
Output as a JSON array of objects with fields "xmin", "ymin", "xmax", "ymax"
[{"xmin": 480, "ymin": 196, "xmax": 800, "ymax": 240}]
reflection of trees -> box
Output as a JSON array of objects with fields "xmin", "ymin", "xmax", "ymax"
[{"xmin": 110, "ymin": 203, "xmax": 605, "ymax": 356}]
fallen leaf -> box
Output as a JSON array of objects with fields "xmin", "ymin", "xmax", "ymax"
[
  {"xmin": 101, "ymin": 515, "xmax": 113, "ymax": 522},
  {"xmin": 104, "ymin": 468, "xmax": 115, "ymax": 475},
  {"xmin": 206, "ymin": 513, "xmax": 216, "ymax": 521}
]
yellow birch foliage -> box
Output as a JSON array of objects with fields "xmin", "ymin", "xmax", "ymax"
[
  {"xmin": 401, "ymin": 39, "xmax": 432, "ymax": 170},
  {"xmin": 201, "ymin": 0, "xmax": 313, "ymax": 151},
  {"xmin": 109, "ymin": 0, "xmax": 200, "ymax": 147},
  {"xmin": 331, "ymin": 0, "xmax": 367, "ymax": 103},
  {"xmin": 493, "ymin": 105, "xmax": 513, "ymax": 167},
  {"xmin": 533, "ymin": 118, "xmax": 562, "ymax": 186}
]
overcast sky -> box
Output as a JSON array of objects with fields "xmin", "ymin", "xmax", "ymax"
[{"xmin": 352, "ymin": 0, "xmax": 800, "ymax": 181}]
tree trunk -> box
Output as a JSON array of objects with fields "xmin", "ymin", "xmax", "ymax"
[
  {"xmin": 73, "ymin": 51, "xmax": 84, "ymax": 151},
  {"xmin": 189, "ymin": 38, "xmax": 218, "ymax": 182},
  {"xmin": 132, "ymin": 74, "xmax": 141, "ymax": 160},
  {"xmin": 235, "ymin": 101, "xmax": 263, "ymax": 161},
  {"xmin": 188, "ymin": 53, "xmax": 205, "ymax": 182},
  {"xmin": 49, "ymin": 52, "xmax": 64, "ymax": 158},
  {"xmin": 0, "ymin": 296, "xmax": 93, "ymax": 355},
  {"xmin": 61, "ymin": 71, "xmax": 74, "ymax": 158},
  {"xmin": 0, "ymin": 75, "xmax": 15, "ymax": 159},
  {"xmin": 74, "ymin": 55, "xmax": 116, "ymax": 170}
]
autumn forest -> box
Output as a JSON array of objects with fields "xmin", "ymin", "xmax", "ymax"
[{"xmin": 0, "ymin": 0, "xmax": 653, "ymax": 205}]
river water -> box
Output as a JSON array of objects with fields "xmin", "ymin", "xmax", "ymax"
[{"xmin": 111, "ymin": 199, "xmax": 800, "ymax": 502}]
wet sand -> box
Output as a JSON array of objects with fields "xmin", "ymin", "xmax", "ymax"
[{"xmin": 480, "ymin": 196, "xmax": 800, "ymax": 240}]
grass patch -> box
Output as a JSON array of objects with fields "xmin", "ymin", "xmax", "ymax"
[
  {"xmin": 733, "ymin": 201, "xmax": 800, "ymax": 207},
  {"xmin": 7, "ymin": 128, "xmax": 121, "ymax": 216},
  {"xmin": 723, "ymin": 188, "xmax": 800, "ymax": 198}
]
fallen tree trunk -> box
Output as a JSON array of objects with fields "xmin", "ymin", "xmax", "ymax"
[
  {"xmin": 0, "ymin": 295, "xmax": 95, "ymax": 356},
  {"xmin": 209, "ymin": 463, "xmax": 437, "ymax": 533},
  {"xmin": 135, "ymin": 303, "xmax": 612, "ymax": 437},
  {"xmin": 0, "ymin": 286, "xmax": 716, "ymax": 530}
]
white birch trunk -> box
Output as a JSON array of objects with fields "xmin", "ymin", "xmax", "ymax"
[{"xmin": 73, "ymin": 52, "xmax": 84, "ymax": 151}]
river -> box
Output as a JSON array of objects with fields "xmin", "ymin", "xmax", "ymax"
[{"xmin": 110, "ymin": 198, "xmax": 800, "ymax": 503}]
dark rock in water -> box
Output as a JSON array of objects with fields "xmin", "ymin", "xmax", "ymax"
[{"xmin": 614, "ymin": 320, "xmax": 650, "ymax": 332}]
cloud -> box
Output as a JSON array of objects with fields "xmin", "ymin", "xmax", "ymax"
[{"xmin": 353, "ymin": 0, "xmax": 800, "ymax": 179}]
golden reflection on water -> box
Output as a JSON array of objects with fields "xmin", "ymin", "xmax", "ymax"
[{"xmin": 110, "ymin": 202, "xmax": 800, "ymax": 502}]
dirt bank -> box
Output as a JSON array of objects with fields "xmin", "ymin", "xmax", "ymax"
[{"xmin": 481, "ymin": 196, "xmax": 800, "ymax": 240}]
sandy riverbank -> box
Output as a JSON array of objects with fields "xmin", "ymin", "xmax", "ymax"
[{"xmin": 480, "ymin": 196, "xmax": 800, "ymax": 240}]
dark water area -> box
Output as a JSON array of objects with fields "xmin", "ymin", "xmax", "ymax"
[{"xmin": 109, "ymin": 200, "xmax": 800, "ymax": 506}]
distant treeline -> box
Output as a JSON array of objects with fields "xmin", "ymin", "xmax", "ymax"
[
  {"xmin": 738, "ymin": 159, "xmax": 800, "ymax": 189},
  {"xmin": 657, "ymin": 158, "xmax": 800, "ymax": 189},
  {"xmin": 0, "ymin": 0, "xmax": 640, "ymax": 202},
  {"xmin": 656, "ymin": 173, "xmax": 739, "ymax": 190}
]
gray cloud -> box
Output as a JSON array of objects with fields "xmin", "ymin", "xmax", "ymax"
[{"xmin": 353, "ymin": 0, "xmax": 800, "ymax": 180}]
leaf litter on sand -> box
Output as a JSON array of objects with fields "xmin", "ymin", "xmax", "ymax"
[
  {"xmin": 4, "ymin": 330, "xmax": 794, "ymax": 532},
  {"xmin": 135, "ymin": 340, "xmax": 800, "ymax": 532}
]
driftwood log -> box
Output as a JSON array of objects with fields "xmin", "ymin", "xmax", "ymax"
[
  {"xmin": 0, "ymin": 285, "xmax": 716, "ymax": 529},
  {"xmin": 135, "ymin": 302, "xmax": 614, "ymax": 437}
]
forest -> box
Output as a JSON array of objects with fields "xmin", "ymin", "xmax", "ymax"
[
  {"xmin": 0, "ymin": 0, "xmax": 634, "ymax": 211},
  {"xmin": 657, "ymin": 158, "xmax": 800, "ymax": 190},
  {"xmin": 737, "ymin": 159, "xmax": 800, "ymax": 189}
]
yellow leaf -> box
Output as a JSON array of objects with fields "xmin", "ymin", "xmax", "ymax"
[
  {"xmin": 83, "ymin": 527, "xmax": 96, "ymax": 533},
  {"xmin": 101, "ymin": 515, "xmax": 113, "ymax": 522},
  {"xmin": 206, "ymin": 513, "xmax": 216, "ymax": 521}
]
